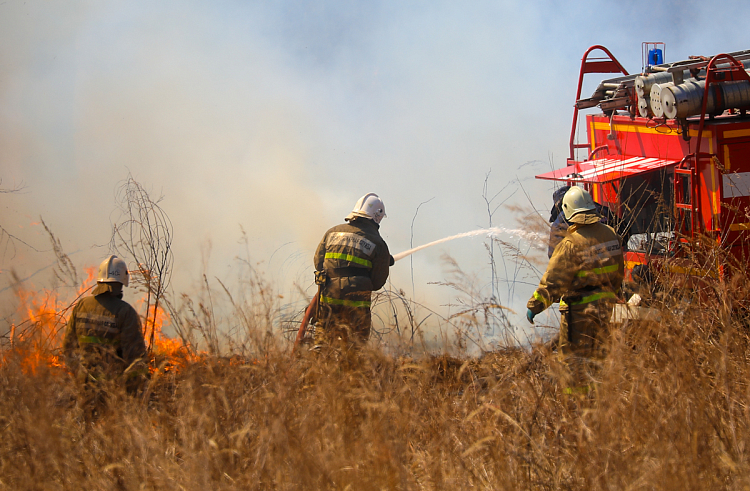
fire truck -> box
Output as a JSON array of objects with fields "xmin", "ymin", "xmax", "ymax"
[{"xmin": 537, "ymin": 44, "xmax": 750, "ymax": 289}]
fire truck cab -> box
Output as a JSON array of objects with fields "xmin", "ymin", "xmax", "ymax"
[{"xmin": 538, "ymin": 45, "xmax": 750, "ymax": 287}]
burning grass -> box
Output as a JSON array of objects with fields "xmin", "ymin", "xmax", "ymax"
[
  {"xmin": 4, "ymin": 238, "xmax": 750, "ymax": 489},
  {"xmin": 3, "ymin": 286, "xmax": 750, "ymax": 489}
]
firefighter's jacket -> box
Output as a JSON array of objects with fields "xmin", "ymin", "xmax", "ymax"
[
  {"xmin": 314, "ymin": 217, "xmax": 390, "ymax": 309},
  {"xmin": 63, "ymin": 283, "xmax": 146, "ymax": 373},
  {"xmin": 528, "ymin": 221, "xmax": 624, "ymax": 315}
]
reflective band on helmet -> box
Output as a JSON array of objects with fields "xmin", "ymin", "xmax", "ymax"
[
  {"xmin": 575, "ymin": 264, "xmax": 620, "ymax": 277},
  {"xmin": 561, "ymin": 291, "xmax": 617, "ymax": 307},
  {"xmin": 78, "ymin": 335, "xmax": 120, "ymax": 346},
  {"xmin": 320, "ymin": 295, "xmax": 371, "ymax": 308},
  {"xmin": 533, "ymin": 290, "xmax": 551, "ymax": 308},
  {"xmin": 325, "ymin": 252, "xmax": 372, "ymax": 268}
]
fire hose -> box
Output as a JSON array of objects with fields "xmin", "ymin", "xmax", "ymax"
[
  {"xmin": 292, "ymin": 256, "xmax": 398, "ymax": 354},
  {"xmin": 292, "ymin": 243, "xmax": 491, "ymax": 353},
  {"xmin": 292, "ymin": 294, "xmax": 318, "ymax": 354},
  {"xmin": 293, "ymin": 269, "xmax": 329, "ymax": 354}
]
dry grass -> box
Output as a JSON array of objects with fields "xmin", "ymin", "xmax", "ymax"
[
  {"xmin": 3, "ymin": 279, "xmax": 750, "ymax": 490},
  {"xmin": 4, "ymin": 221, "xmax": 750, "ymax": 489}
]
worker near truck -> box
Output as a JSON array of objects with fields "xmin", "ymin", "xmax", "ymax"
[
  {"xmin": 548, "ymin": 185, "xmax": 571, "ymax": 258},
  {"xmin": 313, "ymin": 193, "xmax": 392, "ymax": 348},
  {"xmin": 527, "ymin": 187, "xmax": 624, "ymax": 390},
  {"xmin": 63, "ymin": 255, "xmax": 146, "ymax": 383},
  {"xmin": 547, "ymin": 185, "xmax": 620, "ymax": 258}
]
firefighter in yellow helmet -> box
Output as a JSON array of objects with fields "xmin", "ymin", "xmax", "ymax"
[
  {"xmin": 63, "ymin": 255, "xmax": 146, "ymax": 382},
  {"xmin": 526, "ymin": 187, "xmax": 624, "ymax": 390},
  {"xmin": 313, "ymin": 193, "xmax": 392, "ymax": 348}
]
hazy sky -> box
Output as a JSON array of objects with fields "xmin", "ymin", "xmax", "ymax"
[{"xmin": 2, "ymin": 1, "xmax": 749, "ymax": 341}]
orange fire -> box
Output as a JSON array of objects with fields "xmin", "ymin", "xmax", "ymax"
[
  {"xmin": 4, "ymin": 266, "xmax": 198, "ymax": 376},
  {"xmin": 6, "ymin": 267, "xmax": 96, "ymax": 374},
  {"xmin": 137, "ymin": 300, "xmax": 198, "ymax": 373}
]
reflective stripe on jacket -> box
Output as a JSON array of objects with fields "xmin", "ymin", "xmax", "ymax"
[
  {"xmin": 528, "ymin": 220, "xmax": 624, "ymax": 315},
  {"xmin": 63, "ymin": 283, "xmax": 146, "ymax": 370},
  {"xmin": 314, "ymin": 217, "xmax": 390, "ymax": 308}
]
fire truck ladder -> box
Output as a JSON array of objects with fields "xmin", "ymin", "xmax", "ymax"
[
  {"xmin": 673, "ymin": 163, "xmax": 697, "ymax": 235},
  {"xmin": 569, "ymin": 45, "xmax": 629, "ymax": 161}
]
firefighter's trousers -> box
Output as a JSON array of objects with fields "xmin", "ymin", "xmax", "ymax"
[
  {"xmin": 559, "ymin": 299, "xmax": 614, "ymax": 389},
  {"xmin": 314, "ymin": 304, "xmax": 371, "ymax": 348}
]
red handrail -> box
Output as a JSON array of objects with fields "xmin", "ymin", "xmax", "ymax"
[
  {"xmin": 693, "ymin": 53, "xmax": 750, "ymax": 166},
  {"xmin": 679, "ymin": 53, "xmax": 750, "ymax": 236},
  {"xmin": 569, "ymin": 45, "xmax": 629, "ymax": 161}
]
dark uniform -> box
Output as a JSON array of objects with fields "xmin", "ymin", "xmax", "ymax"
[
  {"xmin": 549, "ymin": 213, "xmax": 569, "ymax": 258},
  {"xmin": 548, "ymin": 186, "xmax": 571, "ymax": 258},
  {"xmin": 313, "ymin": 217, "xmax": 390, "ymax": 346},
  {"xmin": 63, "ymin": 282, "xmax": 146, "ymax": 380}
]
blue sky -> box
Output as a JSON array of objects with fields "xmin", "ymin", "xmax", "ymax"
[{"xmin": 2, "ymin": 1, "xmax": 749, "ymax": 342}]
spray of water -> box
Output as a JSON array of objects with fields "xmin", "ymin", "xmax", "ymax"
[{"xmin": 392, "ymin": 227, "xmax": 546, "ymax": 262}]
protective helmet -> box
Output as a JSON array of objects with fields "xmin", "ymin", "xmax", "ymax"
[
  {"xmin": 562, "ymin": 186, "xmax": 597, "ymax": 222},
  {"xmin": 345, "ymin": 193, "xmax": 387, "ymax": 224},
  {"xmin": 97, "ymin": 255, "xmax": 129, "ymax": 287}
]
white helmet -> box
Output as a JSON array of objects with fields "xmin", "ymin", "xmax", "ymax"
[
  {"xmin": 345, "ymin": 193, "xmax": 387, "ymax": 224},
  {"xmin": 97, "ymin": 255, "xmax": 130, "ymax": 287},
  {"xmin": 562, "ymin": 186, "xmax": 597, "ymax": 224}
]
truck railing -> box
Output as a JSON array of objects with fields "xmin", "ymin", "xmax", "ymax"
[{"xmin": 569, "ymin": 45, "xmax": 629, "ymax": 161}]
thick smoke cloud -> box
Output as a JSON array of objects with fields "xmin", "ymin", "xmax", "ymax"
[{"xmin": 2, "ymin": 0, "xmax": 749, "ymax": 336}]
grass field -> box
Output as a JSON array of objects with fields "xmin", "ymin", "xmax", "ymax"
[{"xmin": 3, "ymin": 275, "xmax": 750, "ymax": 490}]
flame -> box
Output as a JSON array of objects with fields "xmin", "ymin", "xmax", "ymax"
[
  {"xmin": 5, "ymin": 269, "xmax": 96, "ymax": 374},
  {"xmin": 136, "ymin": 299, "xmax": 198, "ymax": 374},
  {"xmin": 3, "ymin": 265, "xmax": 201, "ymax": 376},
  {"xmin": 78, "ymin": 267, "xmax": 97, "ymax": 296},
  {"xmin": 16, "ymin": 288, "xmax": 65, "ymax": 375}
]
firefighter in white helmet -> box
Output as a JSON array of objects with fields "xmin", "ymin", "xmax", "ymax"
[
  {"xmin": 63, "ymin": 255, "xmax": 146, "ymax": 382},
  {"xmin": 313, "ymin": 193, "xmax": 393, "ymax": 348},
  {"xmin": 526, "ymin": 187, "xmax": 624, "ymax": 392}
]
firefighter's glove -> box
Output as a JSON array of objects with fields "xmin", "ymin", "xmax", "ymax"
[{"xmin": 526, "ymin": 309, "xmax": 536, "ymax": 324}]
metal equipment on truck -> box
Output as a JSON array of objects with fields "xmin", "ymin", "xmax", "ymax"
[{"xmin": 537, "ymin": 44, "xmax": 750, "ymax": 291}]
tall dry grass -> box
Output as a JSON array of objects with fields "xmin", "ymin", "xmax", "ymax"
[
  {"xmin": 3, "ymin": 274, "xmax": 750, "ymax": 489},
  {"xmin": 4, "ymin": 208, "xmax": 750, "ymax": 488}
]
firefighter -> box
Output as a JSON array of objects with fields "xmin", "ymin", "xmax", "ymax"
[
  {"xmin": 548, "ymin": 185, "xmax": 618, "ymax": 258},
  {"xmin": 63, "ymin": 255, "xmax": 146, "ymax": 383},
  {"xmin": 526, "ymin": 186, "xmax": 624, "ymax": 391},
  {"xmin": 548, "ymin": 185, "xmax": 571, "ymax": 258},
  {"xmin": 313, "ymin": 193, "xmax": 392, "ymax": 349}
]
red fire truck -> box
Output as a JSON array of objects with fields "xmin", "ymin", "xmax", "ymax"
[{"xmin": 537, "ymin": 44, "xmax": 750, "ymax": 287}]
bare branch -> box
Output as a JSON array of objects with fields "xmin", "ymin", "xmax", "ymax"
[
  {"xmin": 0, "ymin": 179, "xmax": 26, "ymax": 193},
  {"xmin": 0, "ymin": 181, "xmax": 41, "ymax": 261},
  {"xmin": 109, "ymin": 173, "xmax": 174, "ymax": 353}
]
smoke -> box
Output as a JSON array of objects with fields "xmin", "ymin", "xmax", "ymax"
[{"xmin": 2, "ymin": 0, "xmax": 750, "ymax": 334}]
